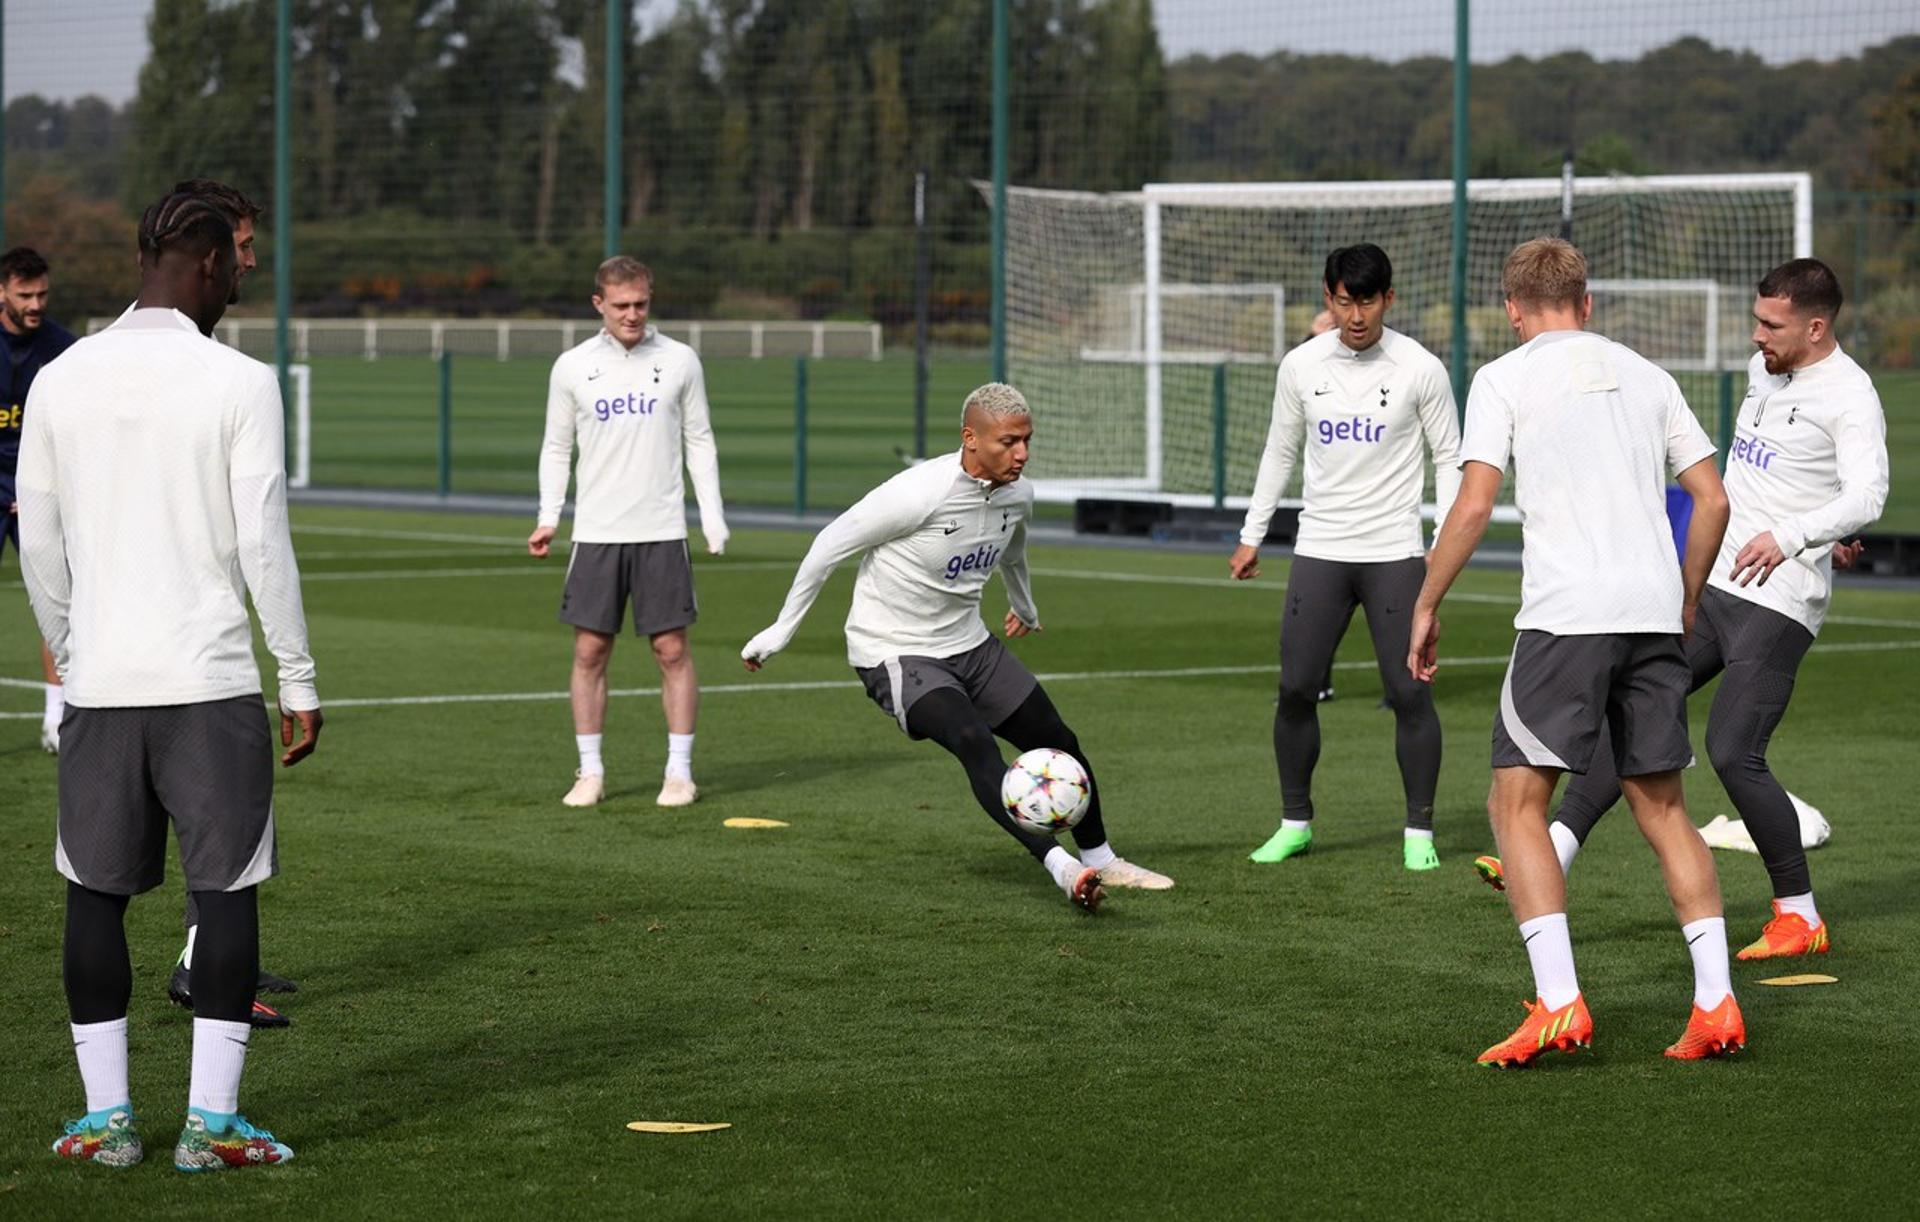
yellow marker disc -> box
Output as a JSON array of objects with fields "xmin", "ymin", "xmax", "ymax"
[
  {"xmin": 722, "ymin": 818, "xmax": 789, "ymax": 829},
  {"xmin": 626, "ymin": 1122, "xmax": 733, "ymax": 1134},
  {"xmin": 1756, "ymin": 973, "xmax": 1838, "ymax": 986}
]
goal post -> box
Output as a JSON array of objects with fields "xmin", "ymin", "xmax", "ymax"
[
  {"xmin": 288, "ymin": 362, "xmax": 311, "ymax": 489},
  {"xmin": 998, "ymin": 172, "xmax": 1811, "ymax": 506}
]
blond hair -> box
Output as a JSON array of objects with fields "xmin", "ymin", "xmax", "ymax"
[
  {"xmin": 1501, "ymin": 238, "xmax": 1587, "ymax": 311},
  {"xmin": 962, "ymin": 382, "xmax": 1030, "ymax": 424},
  {"xmin": 595, "ymin": 256, "xmax": 654, "ymax": 295}
]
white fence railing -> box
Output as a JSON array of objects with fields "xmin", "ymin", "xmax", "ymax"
[{"xmin": 87, "ymin": 317, "xmax": 885, "ymax": 362}]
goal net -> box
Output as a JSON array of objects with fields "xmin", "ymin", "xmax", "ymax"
[{"xmin": 998, "ymin": 173, "xmax": 1810, "ymax": 505}]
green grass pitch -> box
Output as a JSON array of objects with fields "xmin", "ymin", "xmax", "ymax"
[
  {"xmin": 299, "ymin": 355, "xmax": 1920, "ymax": 532},
  {"xmin": 1, "ymin": 504, "xmax": 1915, "ymax": 1215}
]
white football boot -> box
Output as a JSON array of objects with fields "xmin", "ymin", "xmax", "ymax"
[
  {"xmin": 562, "ymin": 771, "xmax": 605, "ymax": 807},
  {"xmin": 1095, "ymin": 857, "xmax": 1175, "ymax": 890},
  {"xmin": 656, "ymin": 776, "xmax": 699, "ymax": 807}
]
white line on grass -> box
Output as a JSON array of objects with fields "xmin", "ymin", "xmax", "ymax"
[{"xmin": 292, "ymin": 524, "xmax": 527, "ymax": 546}]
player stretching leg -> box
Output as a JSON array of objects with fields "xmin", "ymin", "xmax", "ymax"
[
  {"xmin": 21, "ymin": 188, "xmax": 320, "ymax": 1170},
  {"xmin": 1477, "ymin": 259, "xmax": 1887, "ymax": 962},
  {"xmin": 1411, "ymin": 239, "xmax": 1741, "ymax": 1065},
  {"xmin": 742, "ymin": 384, "xmax": 1172, "ymax": 912},
  {"xmin": 1232, "ymin": 244, "xmax": 1461, "ymax": 871},
  {"xmin": 530, "ymin": 257, "xmax": 729, "ymax": 809}
]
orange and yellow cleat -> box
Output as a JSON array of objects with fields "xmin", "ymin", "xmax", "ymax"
[
  {"xmin": 1473, "ymin": 855, "xmax": 1505, "ymax": 892},
  {"xmin": 1736, "ymin": 901, "xmax": 1830, "ymax": 960},
  {"xmin": 1664, "ymin": 994, "xmax": 1746, "ymax": 1060},
  {"xmin": 1477, "ymin": 995, "xmax": 1592, "ymax": 1067}
]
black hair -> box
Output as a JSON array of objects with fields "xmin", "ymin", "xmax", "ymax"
[
  {"xmin": 1756, "ymin": 258, "xmax": 1843, "ymax": 321},
  {"xmin": 1323, "ymin": 244, "xmax": 1393, "ymax": 298},
  {"xmin": 137, "ymin": 190, "xmax": 236, "ymax": 263},
  {"xmin": 0, "ymin": 247, "xmax": 50, "ymax": 283},
  {"xmin": 170, "ymin": 178, "xmax": 263, "ymax": 223}
]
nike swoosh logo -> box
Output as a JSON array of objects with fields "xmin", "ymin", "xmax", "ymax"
[
  {"xmin": 1686, "ymin": 932, "xmax": 1708, "ymax": 946},
  {"xmin": 942, "ymin": 524, "xmax": 960, "ymax": 535},
  {"xmin": 1313, "ymin": 388, "xmax": 1331, "ymax": 396},
  {"xmin": 1522, "ymin": 931, "xmax": 1542, "ymax": 946},
  {"xmin": 587, "ymin": 371, "xmax": 604, "ymax": 381}
]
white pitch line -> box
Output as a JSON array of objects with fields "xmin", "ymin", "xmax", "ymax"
[{"xmin": 293, "ymin": 524, "xmax": 528, "ymax": 546}]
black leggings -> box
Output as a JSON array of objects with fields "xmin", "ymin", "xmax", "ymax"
[
  {"xmin": 1274, "ymin": 555, "xmax": 1440, "ymax": 828},
  {"xmin": 904, "ymin": 683, "xmax": 1109, "ymax": 861},
  {"xmin": 1555, "ymin": 588, "xmax": 1816, "ymax": 896},
  {"xmin": 64, "ymin": 883, "xmax": 259, "ymax": 1024}
]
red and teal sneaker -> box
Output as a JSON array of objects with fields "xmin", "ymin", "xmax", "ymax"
[
  {"xmin": 1477, "ymin": 995, "xmax": 1593, "ymax": 1067},
  {"xmin": 173, "ymin": 1111, "xmax": 293, "ymax": 1172},
  {"xmin": 52, "ymin": 1106, "xmax": 142, "ymax": 1168}
]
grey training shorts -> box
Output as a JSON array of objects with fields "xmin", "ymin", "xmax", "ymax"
[
  {"xmin": 560, "ymin": 540, "xmax": 698, "ymax": 636},
  {"xmin": 55, "ymin": 695, "xmax": 278, "ymax": 896},
  {"xmin": 1491, "ymin": 631, "xmax": 1694, "ymax": 777},
  {"xmin": 856, "ymin": 635, "xmax": 1039, "ymax": 738}
]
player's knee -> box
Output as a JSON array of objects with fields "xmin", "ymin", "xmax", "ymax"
[
  {"xmin": 950, "ymin": 718, "xmax": 999, "ymax": 765},
  {"xmin": 1705, "ymin": 724, "xmax": 1758, "ymax": 783},
  {"xmin": 1276, "ymin": 673, "xmax": 1320, "ymax": 712},
  {"xmin": 1381, "ymin": 676, "xmax": 1431, "ymax": 717},
  {"xmin": 573, "ymin": 631, "xmax": 614, "ymax": 669},
  {"xmin": 650, "ymin": 631, "xmax": 689, "ymax": 668}
]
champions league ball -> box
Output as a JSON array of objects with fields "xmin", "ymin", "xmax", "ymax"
[{"xmin": 1001, "ymin": 748, "xmax": 1091, "ymax": 836}]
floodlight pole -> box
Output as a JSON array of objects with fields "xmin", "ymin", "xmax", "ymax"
[
  {"xmin": 274, "ymin": 0, "xmax": 292, "ymax": 441},
  {"xmin": 1449, "ymin": 0, "xmax": 1470, "ymax": 416},
  {"xmin": 604, "ymin": 0, "xmax": 623, "ymax": 259},
  {"xmin": 1, "ymin": 0, "xmax": 8, "ymax": 251},
  {"xmin": 913, "ymin": 167, "xmax": 931, "ymax": 459},
  {"xmin": 990, "ymin": 0, "xmax": 1008, "ymax": 383}
]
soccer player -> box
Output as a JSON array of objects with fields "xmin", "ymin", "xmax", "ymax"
[
  {"xmin": 1409, "ymin": 238, "xmax": 1741, "ymax": 1065},
  {"xmin": 1477, "ymin": 259, "xmax": 1888, "ymax": 961},
  {"xmin": 530, "ymin": 256, "xmax": 729, "ymax": 808},
  {"xmin": 740, "ymin": 383, "xmax": 1172, "ymax": 911},
  {"xmin": 143, "ymin": 182, "xmax": 300, "ymax": 1028},
  {"xmin": 19, "ymin": 188, "xmax": 320, "ymax": 1170},
  {"xmin": 0, "ymin": 247, "xmax": 78, "ymax": 753},
  {"xmin": 1232, "ymin": 244, "xmax": 1462, "ymax": 871}
]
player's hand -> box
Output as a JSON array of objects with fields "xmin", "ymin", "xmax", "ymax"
[
  {"xmin": 1228, "ymin": 544, "xmax": 1261, "ymax": 580},
  {"xmin": 527, "ymin": 525, "xmax": 557, "ymax": 558},
  {"xmin": 741, "ymin": 631, "xmax": 776, "ymax": 672},
  {"xmin": 1832, "ymin": 539, "xmax": 1866, "ymax": 571},
  {"xmin": 280, "ymin": 704, "xmax": 323, "ymax": 767},
  {"xmin": 1729, "ymin": 530, "xmax": 1787, "ymax": 587},
  {"xmin": 1004, "ymin": 611, "xmax": 1039, "ymax": 637},
  {"xmin": 6, "ymin": 500, "xmax": 15, "ymax": 516},
  {"xmin": 742, "ymin": 656, "xmax": 762, "ymax": 672},
  {"xmin": 1407, "ymin": 605, "xmax": 1441, "ymax": 683},
  {"xmin": 706, "ymin": 532, "xmax": 729, "ymax": 556},
  {"xmin": 1682, "ymin": 599, "xmax": 1699, "ymax": 640}
]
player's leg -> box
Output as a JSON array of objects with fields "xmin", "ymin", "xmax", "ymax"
[
  {"xmin": 1699, "ymin": 594, "xmax": 1823, "ymax": 958},
  {"xmin": 558, "ymin": 542, "xmax": 626, "ymax": 806},
  {"xmin": 1356, "ymin": 556, "xmax": 1442, "ymax": 870},
  {"xmin": 51, "ymin": 706, "xmax": 164, "ymax": 1167},
  {"xmin": 1252, "ymin": 555, "xmax": 1358, "ymax": 862},
  {"xmin": 1611, "ymin": 634, "xmax": 1742, "ymax": 1058},
  {"xmin": 636, "ymin": 541, "xmax": 702, "ymax": 807},
  {"xmin": 162, "ymin": 696, "xmax": 294, "ymax": 1171},
  {"xmin": 993, "ymin": 682, "xmax": 1173, "ymax": 890}
]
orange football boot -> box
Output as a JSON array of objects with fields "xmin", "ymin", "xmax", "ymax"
[
  {"xmin": 1664, "ymin": 994, "xmax": 1745, "ymax": 1059},
  {"xmin": 1736, "ymin": 901, "xmax": 1830, "ymax": 960},
  {"xmin": 1473, "ymin": 855, "xmax": 1505, "ymax": 892},
  {"xmin": 1477, "ymin": 995, "xmax": 1592, "ymax": 1067}
]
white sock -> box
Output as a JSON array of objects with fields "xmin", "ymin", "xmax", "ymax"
[
  {"xmin": 1044, "ymin": 846, "xmax": 1082, "ymax": 891},
  {"xmin": 1681, "ymin": 917, "xmax": 1733, "ymax": 1009},
  {"xmin": 182, "ymin": 924, "xmax": 199, "ymax": 971},
  {"xmin": 1403, "ymin": 828, "xmax": 1434, "ymax": 840},
  {"xmin": 1281, "ymin": 818, "xmax": 1311, "ymax": 831},
  {"xmin": 1518, "ymin": 912, "xmax": 1580, "ymax": 1009},
  {"xmin": 576, "ymin": 733, "xmax": 604, "ymax": 777},
  {"xmin": 666, "ymin": 733, "xmax": 694, "ymax": 781},
  {"xmin": 1776, "ymin": 892, "xmax": 1821, "ymax": 927},
  {"xmin": 1078, "ymin": 841, "xmax": 1116, "ymax": 869},
  {"xmin": 71, "ymin": 1018, "xmax": 130, "ymax": 1113},
  {"xmin": 44, "ymin": 682, "xmax": 64, "ymax": 725},
  {"xmin": 1548, "ymin": 821, "xmax": 1581, "ymax": 875},
  {"xmin": 189, "ymin": 1018, "xmax": 252, "ymax": 1117}
]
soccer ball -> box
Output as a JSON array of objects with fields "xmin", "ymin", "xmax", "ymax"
[{"xmin": 1001, "ymin": 748, "xmax": 1091, "ymax": 836}]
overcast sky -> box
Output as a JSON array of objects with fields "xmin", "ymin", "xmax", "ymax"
[{"xmin": 7, "ymin": 0, "xmax": 1914, "ymax": 105}]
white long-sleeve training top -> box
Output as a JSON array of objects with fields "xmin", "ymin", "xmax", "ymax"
[
  {"xmin": 742, "ymin": 451, "xmax": 1038, "ymax": 669},
  {"xmin": 537, "ymin": 326, "xmax": 728, "ymax": 549},
  {"xmin": 16, "ymin": 308, "xmax": 318, "ymax": 710},
  {"xmin": 1238, "ymin": 327, "xmax": 1462, "ymax": 560},
  {"xmin": 1709, "ymin": 346, "xmax": 1888, "ymax": 634}
]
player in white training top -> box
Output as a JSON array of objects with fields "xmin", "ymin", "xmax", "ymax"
[
  {"xmin": 19, "ymin": 187, "xmax": 319, "ymax": 1170},
  {"xmin": 1409, "ymin": 238, "xmax": 1742, "ymax": 1066},
  {"xmin": 1231, "ymin": 244, "xmax": 1462, "ymax": 872},
  {"xmin": 530, "ymin": 257, "xmax": 728, "ymax": 810},
  {"xmin": 1513, "ymin": 259, "xmax": 1887, "ymax": 960},
  {"xmin": 742, "ymin": 383, "xmax": 1172, "ymax": 913}
]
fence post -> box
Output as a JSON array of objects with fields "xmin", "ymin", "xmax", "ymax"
[
  {"xmin": 794, "ymin": 356, "xmax": 808, "ymax": 517},
  {"xmin": 1717, "ymin": 369, "xmax": 1734, "ymax": 472},
  {"xmin": 1211, "ymin": 363, "xmax": 1228, "ymax": 510},
  {"xmin": 439, "ymin": 351, "xmax": 453, "ymax": 497}
]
